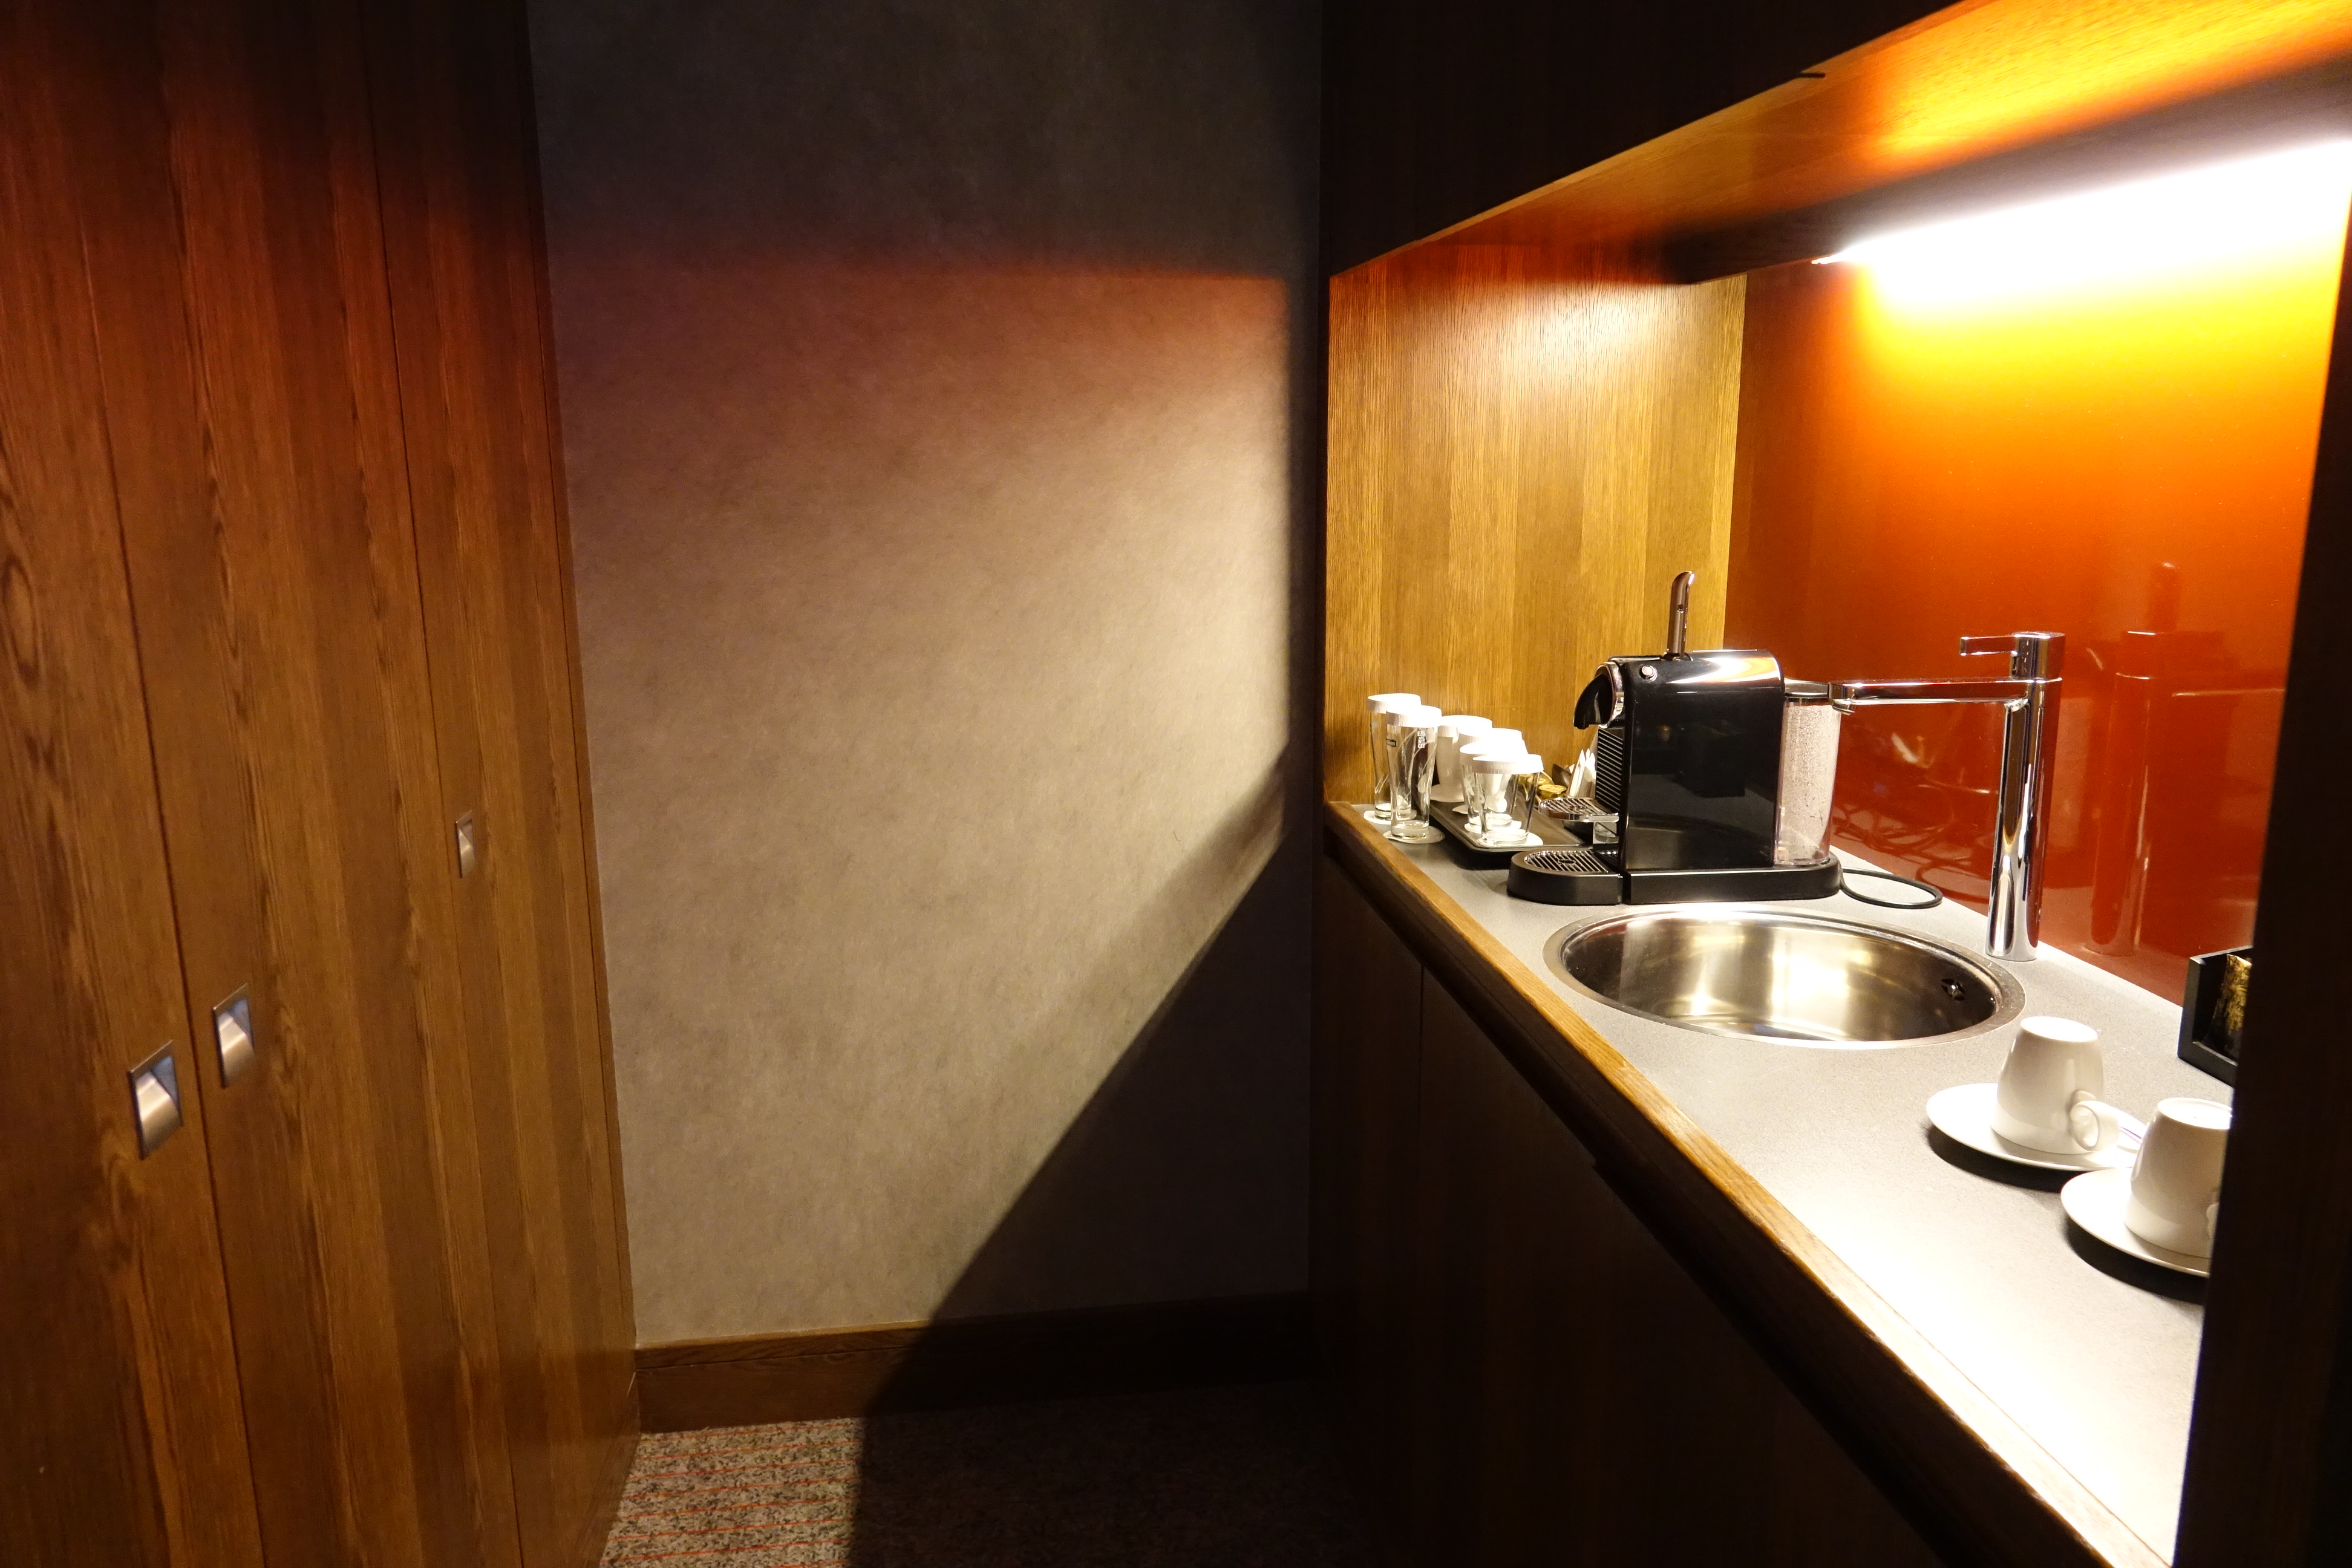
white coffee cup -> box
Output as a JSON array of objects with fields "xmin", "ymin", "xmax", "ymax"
[
  {"xmin": 2123, "ymin": 1097, "xmax": 2230, "ymax": 1258},
  {"xmin": 1991, "ymin": 1016, "xmax": 2131, "ymax": 1156},
  {"xmin": 1432, "ymin": 716, "xmax": 1492, "ymax": 804},
  {"xmin": 1459, "ymin": 728, "xmax": 1526, "ymax": 763}
]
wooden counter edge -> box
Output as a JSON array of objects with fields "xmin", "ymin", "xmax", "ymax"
[{"xmin": 1321, "ymin": 802, "xmax": 2166, "ymax": 1568}]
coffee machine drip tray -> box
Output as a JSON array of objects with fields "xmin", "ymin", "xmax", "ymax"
[{"xmin": 1507, "ymin": 847, "xmax": 1842, "ymax": 907}]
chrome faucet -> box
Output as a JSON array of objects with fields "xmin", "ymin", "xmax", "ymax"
[{"xmin": 1829, "ymin": 632, "xmax": 2064, "ymax": 962}]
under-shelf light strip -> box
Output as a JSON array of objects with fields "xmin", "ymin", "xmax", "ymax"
[{"xmin": 1815, "ymin": 139, "xmax": 2352, "ymax": 304}]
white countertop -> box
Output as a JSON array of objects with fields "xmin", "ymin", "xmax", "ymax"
[{"xmin": 1384, "ymin": 829, "xmax": 2226, "ymax": 1561}]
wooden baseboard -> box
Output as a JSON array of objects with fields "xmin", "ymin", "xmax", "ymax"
[{"xmin": 635, "ymin": 1292, "xmax": 1312, "ymax": 1432}]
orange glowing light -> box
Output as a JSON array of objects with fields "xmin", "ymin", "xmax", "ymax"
[{"xmin": 1731, "ymin": 136, "xmax": 2350, "ymax": 996}]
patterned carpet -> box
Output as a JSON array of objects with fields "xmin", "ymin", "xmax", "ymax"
[{"xmin": 598, "ymin": 1382, "xmax": 1370, "ymax": 1567}]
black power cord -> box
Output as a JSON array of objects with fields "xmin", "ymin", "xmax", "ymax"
[{"xmin": 1840, "ymin": 865, "xmax": 1944, "ymax": 910}]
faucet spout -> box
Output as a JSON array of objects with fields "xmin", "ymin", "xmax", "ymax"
[
  {"xmin": 1827, "ymin": 677, "xmax": 2033, "ymax": 711},
  {"xmin": 1832, "ymin": 632, "xmax": 2065, "ymax": 963}
]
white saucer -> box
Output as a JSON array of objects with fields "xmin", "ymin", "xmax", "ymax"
[
  {"xmin": 1924, "ymin": 1082, "xmax": 2140, "ymax": 1174},
  {"xmin": 2060, "ymin": 1168, "xmax": 2212, "ymax": 1278}
]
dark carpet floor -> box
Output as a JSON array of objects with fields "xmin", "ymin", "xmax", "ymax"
[{"xmin": 598, "ymin": 1380, "xmax": 1373, "ymax": 1567}]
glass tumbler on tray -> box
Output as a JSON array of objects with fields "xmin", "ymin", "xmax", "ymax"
[
  {"xmin": 1383, "ymin": 705, "xmax": 1445, "ymax": 843},
  {"xmin": 1463, "ymin": 750, "xmax": 1542, "ymax": 846},
  {"xmin": 1364, "ymin": 692, "xmax": 1419, "ymax": 822}
]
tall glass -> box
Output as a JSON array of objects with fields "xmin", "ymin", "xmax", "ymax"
[
  {"xmin": 1384, "ymin": 708, "xmax": 1443, "ymax": 843},
  {"xmin": 1463, "ymin": 752, "xmax": 1537, "ymax": 844},
  {"xmin": 1462, "ymin": 759, "xmax": 1511, "ymax": 838},
  {"xmin": 1364, "ymin": 693, "xmax": 1417, "ymax": 821}
]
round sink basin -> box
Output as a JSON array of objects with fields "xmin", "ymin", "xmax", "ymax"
[{"xmin": 1549, "ymin": 909, "xmax": 2021, "ymax": 1045}]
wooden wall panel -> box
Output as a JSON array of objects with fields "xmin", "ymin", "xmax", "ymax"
[
  {"xmin": 1320, "ymin": 0, "xmax": 1941, "ymax": 273},
  {"xmin": 358, "ymin": 0, "xmax": 638, "ymax": 1560},
  {"xmin": 1433, "ymin": 0, "xmax": 2352, "ymax": 260},
  {"xmin": 84, "ymin": 0, "xmax": 521, "ymax": 1563},
  {"xmin": 0, "ymin": 7, "xmax": 267, "ymax": 1564},
  {"xmin": 1323, "ymin": 245, "xmax": 1745, "ymax": 797},
  {"xmin": 4, "ymin": 5, "xmax": 626, "ymax": 1566}
]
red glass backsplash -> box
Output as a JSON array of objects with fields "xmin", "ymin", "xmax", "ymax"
[{"xmin": 1726, "ymin": 218, "xmax": 2344, "ymax": 996}]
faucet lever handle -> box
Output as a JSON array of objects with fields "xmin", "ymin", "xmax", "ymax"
[{"xmin": 1959, "ymin": 630, "xmax": 2065, "ymax": 679}]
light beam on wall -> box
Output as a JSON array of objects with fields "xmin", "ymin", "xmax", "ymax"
[{"xmin": 1816, "ymin": 139, "xmax": 2352, "ymax": 305}]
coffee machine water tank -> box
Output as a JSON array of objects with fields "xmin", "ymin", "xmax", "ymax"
[{"xmin": 1775, "ymin": 690, "xmax": 1843, "ymax": 866}]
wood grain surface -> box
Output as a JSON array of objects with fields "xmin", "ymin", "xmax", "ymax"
[
  {"xmin": 15, "ymin": 4, "xmax": 626, "ymax": 1564},
  {"xmin": 1413, "ymin": 964, "xmax": 1941, "ymax": 1566},
  {"xmin": 1324, "ymin": 247, "xmax": 1744, "ymax": 798},
  {"xmin": 358, "ymin": 0, "xmax": 638, "ymax": 1560},
  {"xmin": 1322, "ymin": 803, "xmax": 2162, "ymax": 1568},
  {"xmin": 1317, "ymin": 860, "xmax": 1934, "ymax": 1563},
  {"xmin": 1423, "ymin": 0, "xmax": 2352, "ymax": 260},
  {"xmin": 89, "ymin": 0, "xmax": 526, "ymax": 1561},
  {"xmin": 0, "ymin": 6, "xmax": 267, "ymax": 1563},
  {"xmin": 1308, "ymin": 855, "xmax": 1426, "ymax": 1524},
  {"xmin": 1319, "ymin": 0, "xmax": 1944, "ymax": 275},
  {"xmin": 635, "ymin": 1296, "xmax": 1313, "ymax": 1432}
]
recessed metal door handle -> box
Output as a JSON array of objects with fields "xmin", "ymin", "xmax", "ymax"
[
  {"xmin": 130, "ymin": 1045, "xmax": 183, "ymax": 1157},
  {"xmin": 214, "ymin": 990, "xmax": 255, "ymax": 1086},
  {"xmin": 454, "ymin": 812, "xmax": 479, "ymax": 878}
]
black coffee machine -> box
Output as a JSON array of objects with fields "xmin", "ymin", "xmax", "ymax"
[{"xmin": 1509, "ymin": 572, "xmax": 1842, "ymax": 905}]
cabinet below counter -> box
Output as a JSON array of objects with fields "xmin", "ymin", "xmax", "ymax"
[{"xmin": 1312, "ymin": 802, "xmax": 2216, "ymax": 1568}]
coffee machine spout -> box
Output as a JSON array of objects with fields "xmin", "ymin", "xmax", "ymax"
[{"xmin": 1664, "ymin": 570, "xmax": 1694, "ymax": 657}]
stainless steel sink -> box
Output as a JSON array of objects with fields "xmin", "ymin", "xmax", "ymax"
[{"xmin": 1549, "ymin": 909, "xmax": 2022, "ymax": 1045}]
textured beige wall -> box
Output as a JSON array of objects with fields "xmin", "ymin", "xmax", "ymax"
[{"xmin": 528, "ymin": 1, "xmax": 1318, "ymax": 1343}]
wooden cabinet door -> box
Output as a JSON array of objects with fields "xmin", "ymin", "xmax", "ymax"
[
  {"xmin": 0, "ymin": 5, "xmax": 266, "ymax": 1563},
  {"xmin": 1311, "ymin": 857, "xmax": 1428, "ymax": 1539},
  {"xmin": 4, "ymin": 6, "xmax": 627, "ymax": 1566},
  {"xmin": 359, "ymin": 1, "xmax": 639, "ymax": 1559},
  {"xmin": 1414, "ymin": 976, "xmax": 1943, "ymax": 1566},
  {"xmin": 74, "ymin": 1, "xmax": 523, "ymax": 1563}
]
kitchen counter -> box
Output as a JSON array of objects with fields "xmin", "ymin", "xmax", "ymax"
[{"xmin": 1329, "ymin": 803, "xmax": 2228, "ymax": 1563}]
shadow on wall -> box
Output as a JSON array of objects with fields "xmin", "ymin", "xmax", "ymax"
[
  {"xmin": 556, "ymin": 250, "xmax": 1318, "ymax": 1338},
  {"xmin": 738, "ymin": 837, "xmax": 1322, "ymax": 1409},
  {"xmin": 926, "ymin": 834, "xmax": 1314, "ymax": 1322},
  {"xmin": 621, "ymin": 771, "xmax": 1313, "ymax": 1423},
  {"xmin": 530, "ymin": 0, "xmax": 1323, "ymax": 1343}
]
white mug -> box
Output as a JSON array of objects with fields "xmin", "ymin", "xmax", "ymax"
[
  {"xmin": 1991, "ymin": 1016, "xmax": 2131, "ymax": 1156},
  {"xmin": 1431, "ymin": 716, "xmax": 1491, "ymax": 805},
  {"xmin": 2123, "ymin": 1097, "xmax": 2230, "ymax": 1258}
]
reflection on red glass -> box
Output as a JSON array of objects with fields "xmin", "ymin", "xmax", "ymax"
[{"xmin": 1726, "ymin": 181, "xmax": 2344, "ymax": 996}]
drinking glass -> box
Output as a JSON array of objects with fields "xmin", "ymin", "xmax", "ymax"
[
  {"xmin": 1384, "ymin": 705, "xmax": 1443, "ymax": 843},
  {"xmin": 1364, "ymin": 692, "xmax": 1417, "ymax": 822}
]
